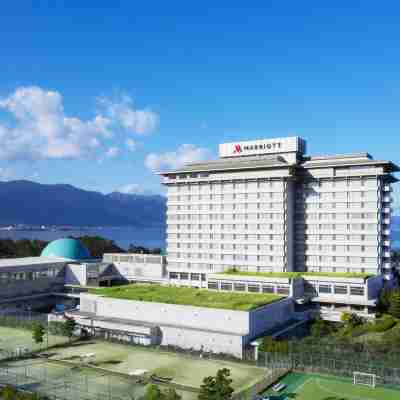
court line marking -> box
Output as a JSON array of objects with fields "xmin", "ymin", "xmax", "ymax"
[{"xmin": 315, "ymin": 377, "xmax": 377, "ymax": 400}]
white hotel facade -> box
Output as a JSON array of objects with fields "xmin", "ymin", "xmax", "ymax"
[{"xmin": 161, "ymin": 137, "xmax": 398, "ymax": 289}]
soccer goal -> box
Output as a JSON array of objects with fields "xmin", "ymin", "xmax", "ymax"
[{"xmin": 353, "ymin": 371, "xmax": 377, "ymax": 388}]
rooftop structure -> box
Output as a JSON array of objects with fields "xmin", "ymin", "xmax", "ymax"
[
  {"xmin": 0, "ymin": 256, "xmax": 69, "ymax": 270},
  {"xmin": 89, "ymin": 283, "xmax": 283, "ymax": 311},
  {"xmin": 41, "ymin": 238, "xmax": 91, "ymax": 261}
]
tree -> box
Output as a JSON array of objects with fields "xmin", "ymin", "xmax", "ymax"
[
  {"xmin": 215, "ymin": 368, "xmax": 234, "ymax": 400},
  {"xmin": 164, "ymin": 388, "xmax": 181, "ymax": 400},
  {"xmin": 389, "ymin": 290, "xmax": 400, "ymax": 319},
  {"xmin": 199, "ymin": 376, "xmax": 217, "ymax": 400},
  {"xmin": 145, "ymin": 384, "xmax": 164, "ymax": 400},
  {"xmin": 311, "ymin": 317, "xmax": 331, "ymax": 338},
  {"xmin": 198, "ymin": 368, "xmax": 234, "ymax": 400},
  {"xmin": 341, "ymin": 312, "xmax": 364, "ymax": 328},
  {"xmin": 63, "ymin": 318, "xmax": 77, "ymax": 342},
  {"xmin": 32, "ymin": 322, "xmax": 46, "ymax": 347},
  {"xmin": 1, "ymin": 385, "xmax": 17, "ymax": 400},
  {"xmin": 377, "ymin": 286, "xmax": 393, "ymax": 313},
  {"xmin": 259, "ymin": 336, "xmax": 289, "ymax": 354},
  {"xmin": 77, "ymin": 235, "xmax": 125, "ymax": 258}
]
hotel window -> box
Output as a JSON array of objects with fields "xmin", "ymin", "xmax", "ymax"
[
  {"xmin": 334, "ymin": 285, "xmax": 348, "ymax": 295},
  {"xmin": 180, "ymin": 272, "xmax": 189, "ymax": 280},
  {"xmin": 248, "ymin": 284, "xmax": 260, "ymax": 293},
  {"xmin": 262, "ymin": 285, "xmax": 275, "ymax": 294},
  {"xmin": 350, "ymin": 286, "xmax": 365, "ymax": 296},
  {"xmin": 221, "ymin": 282, "xmax": 233, "ymax": 291},
  {"xmin": 318, "ymin": 285, "xmax": 331, "ymax": 294},
  {"xmin": 234, "ymin": 283, "xmax": 246, "ymax": 292},
  {"xmin": 169, "ymin": 272, "xmax": 179, "ymax": 279},
  {"xmin": 208, "ymin": 281, "xmax": 218, "ymax": 290}
]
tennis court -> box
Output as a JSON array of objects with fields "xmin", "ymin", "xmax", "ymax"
[
  {"xmin": 43, "ymin": 340, "xmax": 268, "ymax": 391},
  {"xmin": 0, "ymin": 326, "xmax": 68, "ymax": 357},
  {"xmin": 0, "ymin": 357, "xmax": 151, "ymax": 400},
  {"xmin": 262, "ymin": 372, "xmax": 400, "ymax": 400},
  {"xmin": 0, "ymin": 357, "xmax": 200, "ymax": 400}
]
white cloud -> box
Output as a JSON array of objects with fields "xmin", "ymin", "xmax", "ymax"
[
  {"xmin": 0, "ymin": 86, "xmax": 114, "ymax": 161},
  {"xmin": 118, "ymin": 183, "xmax": 146, "ymax": 194},
  {"xmin": 145, "ymin": 144, "xmax": 212, "ymax": 172},
  {"xmin": 126, "ymin": 138, "xmax": 137, "ymax": 152},
  {"xmin": 105, "ymin": 146, "xmax": 120, "ymax": 158},
  {"xmin": 0, "ymin": 86, "xmax": 158, "ymax": 162},
  {"xmin": 98, "ymin": 94, "xmax": 159, "ymax": 135}
]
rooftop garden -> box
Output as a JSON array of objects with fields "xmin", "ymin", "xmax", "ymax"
[
  {"xmin": 301, "ymin": 272, "xmax": 373, "ymax": 279},
  {"xmin": 220, "ymin": 269, "xmax": 373, "ymax": 280},
  {"xmin": 220, "ymin": 270, "xmax": 302, "ymax": 279},
  {"xmin": 89, "ymin": 284, "xmax": 284, "ymax": 311}
]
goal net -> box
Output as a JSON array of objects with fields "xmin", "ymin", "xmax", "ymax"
[{"xmin": 353, "ymin": 372, "xmax": 376, "ymax": 388}]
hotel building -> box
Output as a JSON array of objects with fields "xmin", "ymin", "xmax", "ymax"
[{"xmin": 160, "ymin": 137, "xmax": 398, "ymax": 286}]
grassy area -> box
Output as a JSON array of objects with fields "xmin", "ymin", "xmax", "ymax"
[
  {"xmin": 222, "ymin": 269, "xmax": 373, "ymax": 279},
  {"xmin": 302, "ymin": 271, "xmax": 373, "ymax": 279},
  {"xmin": 89, "ymin": 284, "xmax": 284, "ymax": 311},
  {"xmin": 263, "ymin": 372, "xmax": 400, "ymax": 400},
  {"xmin": 221, "ymin": 270, "xmax": 302, "ymax": 279},
  {"xmin": 43, "ymin": 340, "xmax": 269, "ymax": 391}
]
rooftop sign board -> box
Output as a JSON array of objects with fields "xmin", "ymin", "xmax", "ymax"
[{"xmin": 219, "ymin": 137, "xmax": 306, "ymax": 158}]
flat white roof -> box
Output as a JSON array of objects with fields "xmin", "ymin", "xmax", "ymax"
[{"xmin": 0, "ymin": 256, "xmax": 70, "ymax": 269}]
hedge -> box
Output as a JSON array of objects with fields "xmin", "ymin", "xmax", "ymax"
[{"xmin": 345, "ymin": 315, "xmax": 397, "ymax": 337}]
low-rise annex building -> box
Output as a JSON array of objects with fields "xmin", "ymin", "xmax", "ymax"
[{"xmin": 65, "ymin": 286, "xmax": 294, "ymax": 359}]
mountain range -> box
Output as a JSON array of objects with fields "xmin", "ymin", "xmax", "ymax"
[
  {"xmin": 0, "ymin": 180, "xmax": 399, "ymax": 230},
  {"xmin": 0, "ymin": 180, "xmax": 166, "ymax": 227}
]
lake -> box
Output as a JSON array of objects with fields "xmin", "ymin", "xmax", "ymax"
[
  {"xmin": 1, "ymin": 226, "xmax": 399, "ymax": 252},
  {"xmin": 0, "ymin": 226, "xmax": 166, "ymax": 250}
]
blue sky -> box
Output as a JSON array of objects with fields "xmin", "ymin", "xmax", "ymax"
[{"xmin": 0, "ymin": 2, "xmax": 399, "ymax": 207}]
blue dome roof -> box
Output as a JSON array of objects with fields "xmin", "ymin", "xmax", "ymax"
[{"xmin": 41, "ymin": 238, "xmax": 91, "ymax": 261}]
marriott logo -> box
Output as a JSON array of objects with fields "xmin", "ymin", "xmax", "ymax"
[{"xmin": 233, "ymin": 142, "xmax": 282, "ymax": 154}]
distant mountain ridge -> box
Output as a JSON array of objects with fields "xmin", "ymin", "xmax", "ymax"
[{"xmin": 0, "ymin": 180, "xmax": 166, "ymax": 227}]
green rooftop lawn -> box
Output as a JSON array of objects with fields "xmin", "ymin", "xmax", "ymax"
[
  {"xmin": 89, "ymin": 284, "xmax": 284, "ymax": 311},
  {"xmin": 301, "ymin": 271, "xmax": 373, "ymax": 279},
  {"xmin": 221, "ymin": 269, "xmax": 373, "ymax": 279},
  {"xmin": 221, "ymin": 270, "xmax": 302, "ymax": 279}
]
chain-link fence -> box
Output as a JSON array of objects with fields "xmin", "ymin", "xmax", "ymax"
[
  {"xmin": 0, "ymin": 361, "xmax": 144, "ymax": 400},
  {"xmin": 259, "ymin": 348, "xmax": 400, "ymax": 387}
]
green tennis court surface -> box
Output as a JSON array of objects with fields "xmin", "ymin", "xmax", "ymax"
[
  {"xmin": 0, "ymin": 326, "xmax": 68, "ymax": 355},
  {"xmin": 0, "ymin": 357, "xmax": 151, "ymax": 400},
  {"xmin": 43, "ymin": 340, "xmax": 268, "ymax": 390},
  {"xmin": 262, "ymin": 372, "xmax": 400, "ymax": 400}
]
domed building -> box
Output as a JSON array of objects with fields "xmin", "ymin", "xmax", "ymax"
[{"xmin": 41, "ymin": 238, "xmax": 91, "ymax": 261}]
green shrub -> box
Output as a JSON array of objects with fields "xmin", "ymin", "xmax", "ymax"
[
  {"xmin": 48, "ymin": 321, "xmax": 66, "ymax": 336},
  {"xmin": 382, "ymin": 323, "xmax": 400, "ymax": 345},
  {"xmin": 369, "ymin": 316, "xmax": 396, "ymax": 333}
]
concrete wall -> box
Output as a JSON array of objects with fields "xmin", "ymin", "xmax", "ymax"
[
  {"xmin": 248, "ymin": 298, "xmax": 294, "ymax": 342},
  {"xmin": 111, "ymin": 261, "xmax": 165, "ymax": 281},
  {"xmin": 64, "ymin": 264, "xmax": 87, "ymax": 286},
  {"xmin": 79, "ymin": 294, "xmax": 294, "ymax": 358},
  {"xmin": 80, "ymin": 294, "xmax": 250, "ymax": 335},
  {"xmin": 0, "ymin": 278, "xmax": 64, "ymax": 299},
  {"xmin": 160, "ymin": 326, "xmax": 244, "ymax": 358}
]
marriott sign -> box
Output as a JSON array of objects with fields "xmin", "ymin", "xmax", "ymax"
[{"xmin": 219, "ymin": 137, "xmax": 306, "ymax": 158}]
